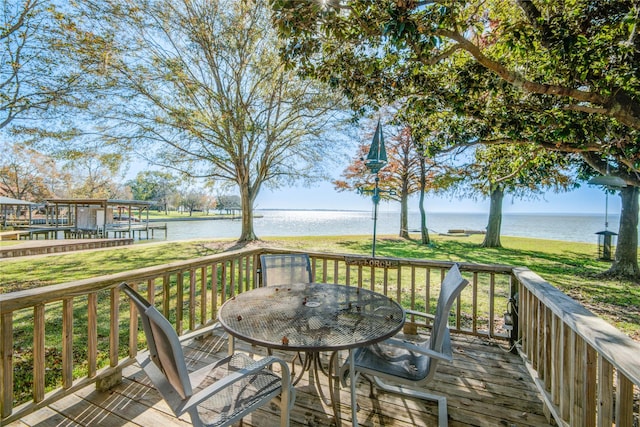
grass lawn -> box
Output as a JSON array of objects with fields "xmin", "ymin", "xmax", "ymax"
[{"xmin": 2, "ymin": 233, "xmax": 639, "ymax": 339}]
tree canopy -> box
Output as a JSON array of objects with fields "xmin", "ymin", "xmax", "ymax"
[
  {"xmin": 1, "ymin": 0, "xmax": 105, "ymax": 130},
  {"xmin": 270, "ymin": 0, "xmax": 640, "ymax": 175}
]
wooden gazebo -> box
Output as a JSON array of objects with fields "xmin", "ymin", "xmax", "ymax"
[{"xmin": 0, "ymin": 196, "xmax": 37, "ymax": 228}]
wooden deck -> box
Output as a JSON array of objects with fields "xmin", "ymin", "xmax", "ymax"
[
  {"xmin": 7, "ymin": 331, "xmax": 552, "ymax": 427},
  {"xmin": 0, "ymin": 238, "xmax": 133, "ymax": 258}
]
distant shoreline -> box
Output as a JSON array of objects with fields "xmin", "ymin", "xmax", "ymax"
[
  {"xmin": 147, "ymin": 210, "xmax": 614, "ymax": 224},
  {"xmin": 257, "ymin": 209, "xmax": 608, "ymax": 215},
  {"xmin": 149, "ymin": 215, "xmax": 262, "ymax": 222}
]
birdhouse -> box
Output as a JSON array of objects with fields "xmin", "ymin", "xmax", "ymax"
[{"xmin": 595, "ymin": 230, "xmax": 617, "ymax": 261}]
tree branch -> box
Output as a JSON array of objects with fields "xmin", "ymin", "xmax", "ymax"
[{"xmin": 435, "ymin": 29, "xmax": 640, "ymax": 130}]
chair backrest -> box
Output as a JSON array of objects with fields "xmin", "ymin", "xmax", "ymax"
[
  {"xmin": 145, "ymin": 305, "xmax": 193, "ymax": 399},
  {"xmin": 260, "ymin": 253, "xmax": 312, "ymax": 286},
  {"xmin": 120, "ymin": 283, "xmax": 192, "ymax": 399},
  {"xmin": 429, "ymin": 264, "xmax": 469, "ymax": 353},
  {"xmin": 120, "ymin": 283, "xmax": 159, "ymax": 360}
]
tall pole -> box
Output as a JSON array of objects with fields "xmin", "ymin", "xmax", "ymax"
[
  {"xmin": 604, "ymin": 191, "xmax": 609, "ymax": 231},
  {"xmin": 372, "ymin": 175, "xmax": 380, "ymax": 257},
  {"xmin": 361, "ymin": 119, "xmax": 388, "ymax": 258}
]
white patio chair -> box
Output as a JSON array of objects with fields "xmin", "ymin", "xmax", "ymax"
[
  {"xmin": 340, "ymin": 264, "xmax": 469, "ymax": 427},
  {"xmin": 120, "ymin": 283, "xmax": 294, "ymax": 427},
  {"xmin": 260, "ymin": 253, "xmax": 312, "ymax": 286},
  {"xmin": 258, "ymin": 253, "xmax": 313, "ymax": 369}
]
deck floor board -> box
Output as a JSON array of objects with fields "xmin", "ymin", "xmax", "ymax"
[{"xmin": 7, "ymin": 332, "xmax": 552, "ymax": 427}]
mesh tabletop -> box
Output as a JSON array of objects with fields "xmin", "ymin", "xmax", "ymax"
[{"xmin": 218, "ymin": 283, "xmax": 405, "ymax": 352}]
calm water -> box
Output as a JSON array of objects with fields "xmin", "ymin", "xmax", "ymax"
[{"xmin": 160, "ymin": 210, "xmax": 621, "ymax": 244}]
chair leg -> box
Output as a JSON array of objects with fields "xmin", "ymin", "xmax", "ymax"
[
  {"xmin": 359, "ymin": 373, "xmax": 376, "ymax": 397},
  {"xmin": 279, "ymin": 386, "xmax": 293, "ymax": 427},
  {"xmin": 372, "ymin": 377, "xmax": 448, "ymax": 427}
]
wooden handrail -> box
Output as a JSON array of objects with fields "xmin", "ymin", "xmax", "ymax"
[{"xmin": 1, "ymin": 246, "xmax": 638, "ymax": 427}]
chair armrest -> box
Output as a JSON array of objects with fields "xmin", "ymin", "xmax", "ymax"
[
  {"xmin": 383, "ymin": 337, "xmax": 453, "ymax": 363},
  {"xmin": 177, "ymin": 355, "xmax": 292, "ymax": 413},
  {"xmin": 404, "ymin": 309, "xmax": 435, "ymax": 321},
  {"xmin": 178, "ymin": 321, "xmax": 225, "ymax": 343}
]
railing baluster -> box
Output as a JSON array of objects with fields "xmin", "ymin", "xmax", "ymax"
[
  {"xmin": 560, "ymin": 324, "xmax": 572, "ymax": 421},
  {"xmin": 162, "ymin": 274, "xmax": 170, "ymax": 318},
  {"xmin": 527, "ymin": 288, "xmax": 534, "ymax": 360},
  {"xmin": 382, "ymin": 267, "xmax": 387, "ymax": 295},
  {"xmin": 551, "ymin": 313, "xmax": 561, "ymax": 406},
  {"xmin": 543, "ymin": 306, "xmax": 552, "ymax": 390},
  {"xmin": 230, "ymin": 259, "xmax": 236, "ymax": 296},
  {"xmin": 244, "ymin": 256, "xmax": 251, "ymax": 291},
  {"xmin": 572, "ymin": 334, "xmax": 586, "ymax": 425},
  {"xmin": 321, "ymin": 258, "xmax": 328, "ymax": 283},
  {"xmin": 410, "ymin": 266, "xmax": 416, "ymax": 311},
  {"xmin": 147, "ymin": 278, "xmax": 155, "ymax": 306},
  {"xmin": 425, "ymin": 267, "xmax": 431, "ymax": 315},
  {"xmin": 396, "ymin": 267, "xmax": 401, "ymax": 303},
  {"xmin": 488, "ymin": 273, "xmax": 495, "ymax": 337},
  {"xmin": 531, "ymin": 290, "xmax": 538, "ymax": 366},
  {"xmin": 176, "ymin": 272, "xmax": 184, "ymax": 335},
  {"xmin": 189, "ymin": 268, "xmax": 196, "ymax": 331},
  {"xmin": 222, "ymin": 261, "xmax": 229, "ymax": 300},
  {"xmin": 237, "ymin": 258, "xmax": 243, "ymax": 293},
  {"xmin": 88, "ymin": 293, "xmax": 97, "ymax": 377},
  {"xmin": 472, "ymin": 271, "xmax": 478, "ymax": 334},
  {"xmin": 200, "ymin": 266, "xmax": 207, "ymax": 326},
  {"xmin": 597, "ymin": 355, "xmax": 614, "ymax": 426},
  {"xmin": 370, "ymin": 265, "xmax": 375, "ymax": 291},
  {"xmin": 128, "ymin": 284, "xmax": 138, "ymax": 358},
  {"xmin": 109, "ymin": 288, "xmax": 119, "ymax": 368},
  {"xmin": 345, "ymin": 262, "xmax": 351, "ymax": 286},
  {"xmin": 311, "ymin": 256, "xmax": 317, "ymax": 282},
  {"xmin": 585, "ymin": 345, "xmax": 596, "ymax": 426},
  {"xmin": 33, "ymin": 305, "xmax": 45, "ymax": 402},
  {"xmin": 211, "ymin": 263, "xmax": 218, "ymax": 319},
  {"xmin": 62, "ymin": 298, "xmax": 73, "ymax": 388},
  {"xmin": 616, "ymin": 373, "xmax": 634, "ymax": 427}
]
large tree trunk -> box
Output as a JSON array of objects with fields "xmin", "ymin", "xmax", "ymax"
[
  {"xmin": 481, "ymin": 186, "xmax": 504, "ymax": 248},
  {"xmin": 238, "ymin": 186, "xmax": 257, "ymax": 242},
  {"xmin": 607, "ymin": 186, "xmax": 639, "ymax": 277},
  {"xmin": 418, "ymin": 156, "xmax": 430, "ymax": 244},
  {"xmin": 399, "ymin": 180, "xmax": 409, "ymax": 239}
]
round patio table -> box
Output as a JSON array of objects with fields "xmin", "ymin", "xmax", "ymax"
[{"xmin": 217, "ymin": 282, "xmax": 405, "ymax": 426}]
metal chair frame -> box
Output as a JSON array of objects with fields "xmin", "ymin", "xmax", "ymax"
[
  {"xmin": 259, "ymin": 253, "xmax": 312, "ymax": 287},
  {"xmin": 340, "ymin": 264, "xmax": 469, "ymax": 427},
  {"xmin": 120, "ymin": 283, "xmax": 294, "ymax": 427}
]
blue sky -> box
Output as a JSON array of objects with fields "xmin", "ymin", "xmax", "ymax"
[{"xmin": 256, "ymin": 180, "xmax": 618, "ymax": 215}]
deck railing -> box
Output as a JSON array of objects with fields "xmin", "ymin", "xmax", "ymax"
[
  {"xmin": 514, "ymin": 267, "xmax": 640, "ymax": 427},
  {"xmin": 1, "ymin": 247, "xmax": 638, "ymax": 426}
]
